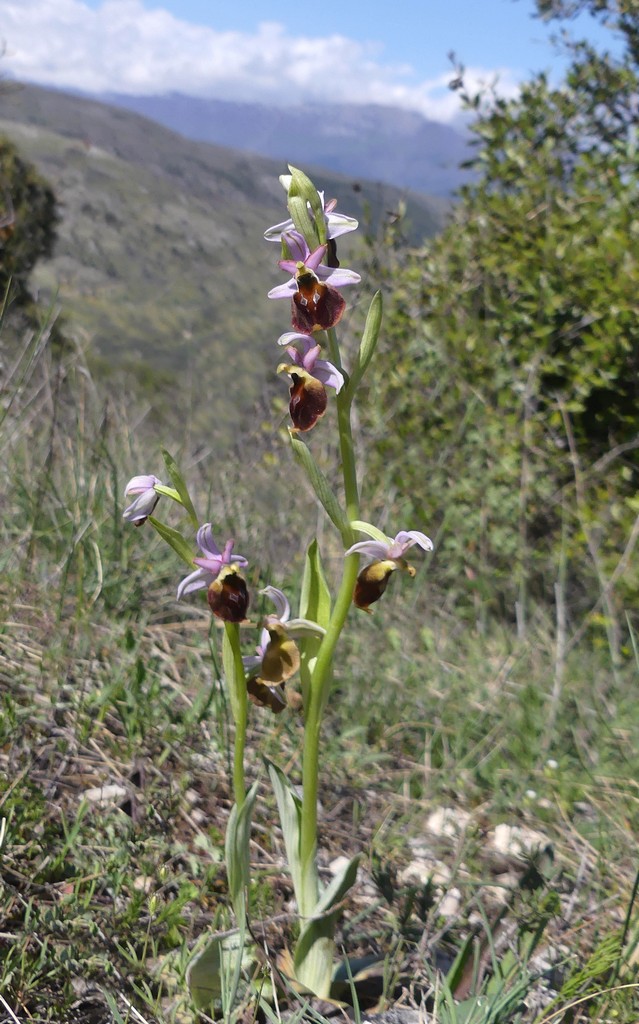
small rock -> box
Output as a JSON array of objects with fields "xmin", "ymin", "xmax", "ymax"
[
  {"xmin": 491, "ymin": 823, "xmax": 549, "ymax": 858},
  {"xmin": 328, "ymin": 855, "xmax": 352, "ymax": 877},
  {"xmin": 426, "ymin": 807, "xmax": 470, "ymax": 838},
  {"xmin": 399, "ymin": 858, "xmax": 452, "ymax": 887},
  {"xmin": 133, "ymin": 875, "xmax": 154, "ymax": 892},
  {"xmin": 438, "ymin": 887, "xmax": 462, "ymax": 918},
  {"xmin": 362, "ymin": 1012, "xmax": 425, "ymax": 1024},
  {"xmin": 83, "ymin": 783, "xmax": 128, "ymax": 806}
]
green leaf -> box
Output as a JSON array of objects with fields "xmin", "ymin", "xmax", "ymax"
[
  {"xmin": 160, "ymin": 447, "xmax": 198, "ymax": 525},
  {"xmin": 265, "ymin": 759, "xmax": 303, "ymax": 903},
  {"xmin": 349, "ymin": 520, "xmax": 390, "ymax": 545},
  {"xmin": 299, "ymin": 540, "xmax": 332, "ymax": 629},
  {"xmin": 345, "ymin": 291, "xmax": 383, "ymax": 400},
  {"xmin": 290, "ymin": 435, "xmax": 350, "ymax": 542},
  {"xmin": 187, "ymin": 923, "xmax": 250, "ymax": 1011},
  {"xmin": 312, "ymin": 852, "xmax": 360, "ymax": 920},
  {"xmin": 225, "ymin": 781, "xmax": 259, "ymax": 922},
  {"xmin": 294, "ymin": 853, "xmax": 361, "ymax": 997},
  {"xmin": 298, "ymin": 540, "xmax": 332, "ymax": 712},
  {"xmin": 222, "ymin": 622, "xmax": 247, "ymax": 731},
  {"xmin": 147, "ymin": 516, "xmax": 195, "ymax": 566}
]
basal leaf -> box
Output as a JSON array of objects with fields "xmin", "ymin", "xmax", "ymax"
[
  {"xmin": 265, "ymin": 759, "xmax": 303, "ymax": 904},
  {"xmin": 294, "ymin": 853, "xmax": 361, "ymax": 998},
  {"xmin": 225, "ymin": 781, "xmax": 259, "ymax": 922}
]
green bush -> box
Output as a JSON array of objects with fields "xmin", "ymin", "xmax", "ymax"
[{"xmin": 360, "ymin": 5, "xmax": 639, "ymax": 628}]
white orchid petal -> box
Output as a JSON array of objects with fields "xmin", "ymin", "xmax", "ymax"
[
  {"xmin": 264, "ymin": 216, "xmax": 294, "ymax": 241},
  {"xmin": 268, "ymin": 280, "xmax": 297, "ymax": 299},
  {"xmin": 277, "ymin": 331, "xmax": 312, "ymax": 348},
  {"xmin": 327, "ymin": 212, "xmax": 359, "ymax": 238},
  {"xmin": 176, "ymin": 568, "xmax": 211, "ymax": 601},
  {"xmin": 260, "ymin": 585, "xmax": 290, "ymax": 623},
  {"xmin": 286, "ymin": 618, "xmax": 326, "ymax": 639},
  {"xmin": 312, "ymin": 359, "xmax": 345, "ymax": 393},
  {"xmin": 344, "ymin": 539, "xmax": 389, "ymax": 560},
  {"xmin": 393, "ymin": 530, "xmax": 434, "ymax": 554},
  {"xmin": 315, "ymin": 266, "xmax": 361, "ymax": 286}
]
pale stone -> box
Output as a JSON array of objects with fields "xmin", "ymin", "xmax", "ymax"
[
  {"xmin": 438, "ymin": 887, "xmax": 462, "ymax": 918},
  {"xmin": 426, "ymin": 807, "xmax": 470, "ymax": 838},
  {"xmin": 491, "ymin": 823, "xmax": 549, "ymax": 857},
  {"xmin": 83, "ymin": 783, "xmax": 128, "ymax": 806}
]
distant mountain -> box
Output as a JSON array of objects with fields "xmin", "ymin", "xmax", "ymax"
[
  {"xmin": 0, "ymin": 83, "xmax": 449, "ymax": 440},
  {"xmin": 96, "ymin": 92, "xmax": 473, "ymax": 198}
]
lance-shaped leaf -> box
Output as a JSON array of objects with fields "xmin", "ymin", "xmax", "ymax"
[
  {"xmin": 345, "ymin": 291, "xmax": 383, "ymax": 402},
  {"xmin": 161, "ymin": 447, "xmax": 198, "ymax": 525},
  {"xmin": 298, "ymin": 540, "xmax": 332, "ymax": 712},
  {"xmin": 265, "ymin": 759, "xmax": 304, "ymax": 905},
  {"xmin": 187, "ymin": 921, "xmax": 250, "ymax": 1011},
  {"xmin": 294, "ymin": 852, "xmax": 361, "ymax": 997},
  {"xmin": 148, "ymin": 516, "xmax": 195, "ymax": 566},
  {"xmin": 299, "ymin": 540, "xmax": 332, "ymax": 631},
  {"xmin": 188, "ymin": 783, "xmax": 258, "ymax": 1011},
  {"xmin": 222, "ymin": 622, "xmax": 248, "ymax": 731},
  {"xmin": 290, "ymin": 434, "xmax": 351, "ymax": 543},
  {"xmin": 225, "ymin": 780, "xmax": 259, "ymax": 923}
]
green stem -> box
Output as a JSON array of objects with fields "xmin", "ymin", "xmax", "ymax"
[
  {"xmin": 224, "ymin": 621, "xmax": 248, "ymax": 810},
  {"xmin": 299, "ymin": 551, "xmax": 360, "ymax": 906},
  {"xmin": 299, "ymin": 326, "xmax": 360, "ymax": 909}
]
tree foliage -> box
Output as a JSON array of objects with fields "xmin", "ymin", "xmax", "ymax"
[
  {"xmin": 0, "ymin": 134, "xmax": 58, "ymax": 307},
  {"xmin": 361, "ymin": 0, "xmax": 639, "ymax": 623}
]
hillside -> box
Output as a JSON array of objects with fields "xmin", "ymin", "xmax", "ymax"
[
  {"xmin": 0, "ymin": 83, "xmax": 448, "ymax": 437},
  {"xmin": 97, "ymin": 91, "xmax": 473, "ymax": 197}
]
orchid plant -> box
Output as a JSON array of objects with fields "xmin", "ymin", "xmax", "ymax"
[{"xmin": 122, "ymin": 167, "xmax": 432, "ymax": 1008}]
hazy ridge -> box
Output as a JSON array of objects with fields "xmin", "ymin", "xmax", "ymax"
[{"xmin": 0, "ymin": 83, "xmax": 450, "ymax": 437}]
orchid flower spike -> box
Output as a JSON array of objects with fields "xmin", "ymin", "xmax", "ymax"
[
  {"xmin": 277, "ymin": 332, "xmax": 344, "ymax": 432},
  {"xmin": 123, "ymin": 474, "xmax": 163, "ymax": 526},
  {"xmin": 243, "ymin": 586, "xmax": 325, "ymax": 713},
  {"xmin": 344, "ymin": 530, "xmax": 433, "ymax": 611},
  {"xmin": 177, "ymin": 523, "xmax": 248, "ymax": 601},
  {"xmin": 268, "ymin": 230, "xmax": 360, "ymax": 333}
]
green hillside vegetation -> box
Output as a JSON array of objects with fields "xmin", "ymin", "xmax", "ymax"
[
  {"xmin": 360, "ymin": 4, "xmax": 639, "ymax": 632},
  {"xmin": 0, "ymin": 84, "xmax": 446, "ymax": 442}
]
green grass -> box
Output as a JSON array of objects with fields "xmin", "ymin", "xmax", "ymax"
[{"xmin": 1, "ymin": 326, "xmax": 639, "ymax": 1023}]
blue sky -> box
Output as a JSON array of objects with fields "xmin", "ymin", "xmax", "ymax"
[{"xmin": 3, "ymin": 0, "xmax": 617, "ymax": 122}]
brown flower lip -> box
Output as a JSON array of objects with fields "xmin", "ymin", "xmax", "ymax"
[
  {"xmin": 287, "ymin": 371, "xmax": 328, "ymax": 432},
  {"xmin": 247, "ymin": 677, "xmax": 288, "ymax": 714},
  {"xmin": 291, "ymin": 270, "xmax": 346, "ymax": 333},
  {"xmin": 207, "ymin": 567, "xmax": 250, "ymax": 623}
]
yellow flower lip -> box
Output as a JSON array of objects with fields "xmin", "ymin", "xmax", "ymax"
[
  {"xmin": 353, "ymin": 559, "xmax": 397, "ymax": 612},
  {"xmin": 260, "ymin": 622, "xmax": 301, "ymax": 684}
]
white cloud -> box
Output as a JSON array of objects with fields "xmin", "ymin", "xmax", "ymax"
[{"xmin": 0, "ymin": 0, "xmax": 520, "ymax": 122}]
